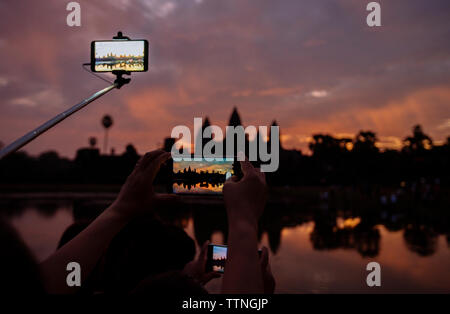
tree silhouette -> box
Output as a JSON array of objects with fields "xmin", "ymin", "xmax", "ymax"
[
  {"xmin": 353, "ymin": 131, "xmax": 379, "ymax": 154},
  {"xmin": 89, "ymin": 137, "xmax": 97, "ymax": 148},
  {"xmin": 125, "ymin": 144, "xmax": 138, "ymax": 156},
  {"xmin": 309, "ymin": 134, "xmax": 351, "ymax": 157},
  {"xmin": 403, "ymin": 125, "xmax": 433, "ymax": 153},
  {"xmin": 101, "ymin": 115, "xmax": 113, "ymax": 155}
]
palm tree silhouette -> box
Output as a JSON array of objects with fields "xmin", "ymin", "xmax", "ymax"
[
  {"xmin": 403, "ymin": 124, "xmax": 433, "ymax": 153},
  {"xmin": 101, "ymin": 115, "xmax": 113, "ymax": 155},
  {"xmin": 353, "ymin": 131, "xmax": 379, "ymax": 153},
  {"xmin": 89, "ymin": 137, "xmax": 97, "ymax": 149}
]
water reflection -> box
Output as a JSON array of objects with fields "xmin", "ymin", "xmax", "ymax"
[
  {"xmin": 172, "ymin": 182, "xmax": 224, "ymax": 194},
  {"xmin": 1, "ymin": 195, "xmax": 449, "ymax": 292}
]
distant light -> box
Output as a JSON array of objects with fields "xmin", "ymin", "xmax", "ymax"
[{"xmin": 308, "ymin": 90, "xmax": 328, "ymax": 98}]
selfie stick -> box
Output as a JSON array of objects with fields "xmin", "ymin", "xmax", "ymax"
[{"xmin": 0, "ymin": 33, "xmax": 132, "ymax": 160}]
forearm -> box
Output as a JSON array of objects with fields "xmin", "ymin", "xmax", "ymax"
[
  {"xmin": 40, "ymin": 203, "xmax": 130, "ymax": 294},
  {"xmin": 222, "ymin": 219, "xmax": 263, "ymax": 294}
]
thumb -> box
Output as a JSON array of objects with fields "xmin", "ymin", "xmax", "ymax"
[
  {"xmin": 225, "ymin": 175, "xmax": 239, "ymax": 183},
  {"xmin": 202, "ymin": 272, "xmax": 221, "ymax": 284},
  {"xmin": 199, "ymin": 240, "xmax": 210, "ymax": 264},
  {"xmin": 260, "ymin": 246, "xmax": 269, "ymax": 270}
]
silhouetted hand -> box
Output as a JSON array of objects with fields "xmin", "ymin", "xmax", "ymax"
[
  {"xmin": 223, "ymin": 158, "xmax": 267, "ymax": 226},
  {"xmin": 259, "ymin": 247, "xmax": 275, "ymax": 294},
  {"xmin": 182, "ymin": 241, "xmax": 221, "ymax": 285},
  {"xmin": 221, "ymin": 159, "xmax": 267, "ymax": 293},
  {"xmin": 111, "ymin": 150, "xmax": 171, "ymax": 219}
]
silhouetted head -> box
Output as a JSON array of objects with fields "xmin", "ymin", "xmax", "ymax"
[
  {"xmin": 0, "ymin": 218, "xmax": 44, "ymax": 295},
  {"xmin": 131, "ymin": 271, "xmax": 207, "ymax": 296},
  {"xmin": 102, "ymin": 215, "xmax": 195, "ymax": 294}
]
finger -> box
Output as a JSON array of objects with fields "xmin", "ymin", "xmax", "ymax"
[
  {"xmin": 237, "ymin": 151, "xmax": 246, "ymax": 161},
  {"xmin": 267, "ymin": 262, "xmax": 273, "ymax": 275},
  {"xmin": 226, "ymin": 175, "xmax": 239, "ymax": 183},
  {"xmin": 130, "ymin": 155, "xmax": 148, "ymax": 176},
  {"xmin": 134, "ymin": 155, "xmax": 145, "ymax": 169},
  {"xmin": 222, "ymin": 179, "xmax": 235, "ymax": 194},
  {"xmin": 154, "ymin": 193, "xmax": 180, "ymax": 202},
  {"xmin": 202, "ymin": 272, "xmax": 221, "ymax": 284},
  {"xmin": 198, "ymin": 242, "xmax": 211, "ymax": 273},
  {"xmin": 254, "ymin": 168, "xmax": 266, "ymax": 181},
  {"xmin": 140, "ymin": 150, "xmax": 167, "ymax": 170},
  {"xmin": 145, "ymin": 152, "xmax": 171, "ymax": 181},
  {"xmin": 260, "ymin": 246, "xmax": 269, "ymax": 270},
  {"xmin": 223, "ymin": 176, "xmax": 238, "ymax": 192},
  {"xmin": 240, "ymin": 158, "xmax": 254, "ymax": 178},
  {"xmin": 154, "ymin": 193, "xmax": 181, "ymax": 208},
  {"xmin": 199, "ymin": 240, "xmax": 210, "ymax": 263}
]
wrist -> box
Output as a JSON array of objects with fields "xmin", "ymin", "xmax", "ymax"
[
  {"xmin": 228, "ymin": 219, "xmax": 258, "ymax": 235},
  {"xmin": 106, "ymin": 201, "xmax": 135, "ymax": 222}
]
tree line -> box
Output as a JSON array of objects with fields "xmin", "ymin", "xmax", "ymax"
[{"xmin": 0, "ymin": 124, "xmax": 448, "ymax": 187}]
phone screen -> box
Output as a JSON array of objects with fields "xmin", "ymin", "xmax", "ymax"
[
  {"xmin": 172, "ymin": 158, "xmax": 237, "ymax": 195},
  {"xmin": 206, "ymin": 244, "xmax": 262, "ymax": 273},
  {"xmin": 208, "ymin": 245, "xmax": 227, "ymax": 273},
  {"xmin": 91, "ymin": 40, "xmax": 148, "ymax": 72}
]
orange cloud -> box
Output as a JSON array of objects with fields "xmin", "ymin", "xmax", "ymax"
[
  {"xmin": 279, "ymin": 86, "xmax": 450, "ymax": 152},
  {"xmin": 126, "ymin": 88, "xmax": 176, "ymax": 124}
]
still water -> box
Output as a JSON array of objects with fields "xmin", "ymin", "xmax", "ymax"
[{"xmin": 3, "ymin": 198, "xmax": 450, "ymax": 293}]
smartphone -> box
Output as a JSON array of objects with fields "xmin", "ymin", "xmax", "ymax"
[
  {"xmin": 206, "ymin": 244, "xmax": 228, "ymax": 273},
  {"xmin": 172, "ymin": 158, "xmax": 242, "ymax": 195},
  {"xmin": 206, "ymin": 244, "xmax": 262, "ymax": 273},
  {"xmin": 90, "ymin": 39, "xmax": 149, "ymax": 72}
]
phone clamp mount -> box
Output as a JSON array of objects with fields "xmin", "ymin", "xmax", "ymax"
[
  {"xmin": 0, "ymin": 32, "xmax": 136, "ymax": 159},
  {"xmin": 112, "ymin": 31, "xmax": 131, "ymax": 88},
  {"xmin": 113, "ymin": 70, "xmax": 131, "ymax": 89}
]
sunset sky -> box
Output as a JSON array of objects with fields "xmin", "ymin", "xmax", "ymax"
[
  {"xmin": 213, "ymin": 246, "xmax": 227, "ymax": 260},
  {"xmin": 0, "ymin": 0, "xmax": 449, "ymax": 158},
  {"xmin": 174, "ymin": 160, "xmax": 234, "ymax": 175},
  {"xmin": 94, "ymin": 41, "xmax": 144, "ymax": 58}
]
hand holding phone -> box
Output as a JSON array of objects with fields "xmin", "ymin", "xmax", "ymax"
[
  {"xmin": 182, "ymin": 241, "xmax": 221, "ymax": 285},
  {"xmin": 206, "ymin": 244, "xmax": 262, "ymax": 273},
  {"xmin": 223, "ymin": 159, "xmax": 267, "ymax": 224},
  {"xmin": 112, "ymin": 150, "xmax": 170, "ymax": 218},
  {"xmin": 172, "ymin": 158, "xmax": 242, "ymax": 195}
]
